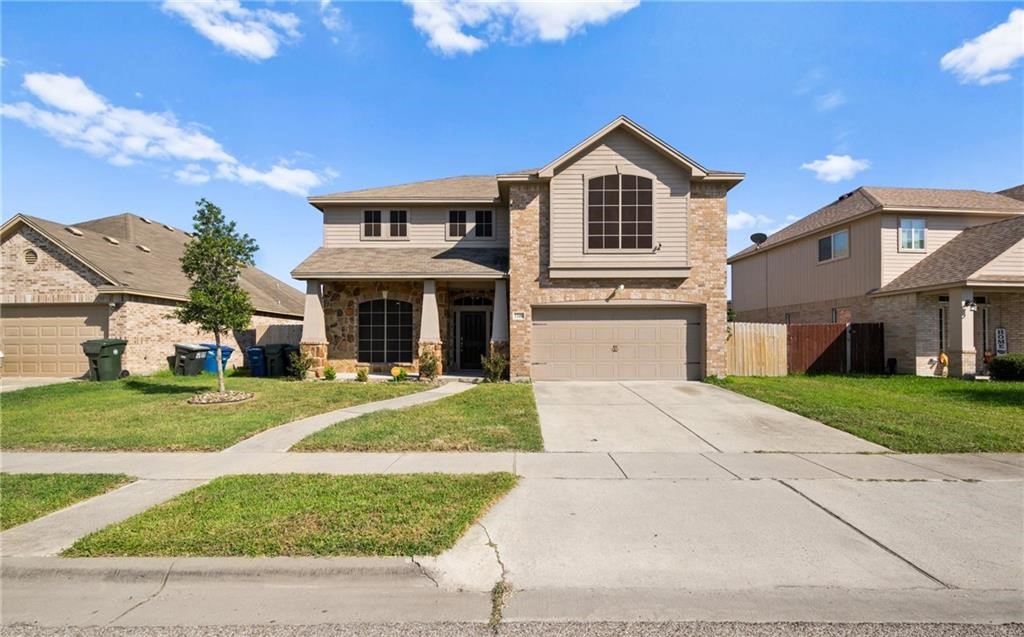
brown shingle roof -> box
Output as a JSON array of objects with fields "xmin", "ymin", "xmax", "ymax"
[
  {"xmin": 998, "ymin": 184, "xmax": 1024, "ymax": 203},
  {"xmin": 729, "ymin": 186, "xmax": 1024, "ymax": 262},
  {"xmin": 15, "ymin": 213, "xmax": 304, "ymax": 317},
  {"xmin": 310, "ymin": 175, "xmax": 499, "ymax": 203},
  {"xmin": 292, "ymin": 247, "xmax": 508, "ymax": 279},
  {"xmin": 876, "ymin": 215, "xmax": 1024, "ymax": 294}
]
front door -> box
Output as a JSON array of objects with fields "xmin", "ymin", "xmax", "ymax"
[{"xmin": 459, "ymin": 311, "xmax": 487, "ymax": 370}]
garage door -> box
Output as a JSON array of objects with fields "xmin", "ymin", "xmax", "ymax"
[
  {"xmin": 1, "ymin": 305, "xmax": 108, "ymax": 377},
  {"xmin": 531, "ymin": 306, "xmax": 703, "ymax": 380}
]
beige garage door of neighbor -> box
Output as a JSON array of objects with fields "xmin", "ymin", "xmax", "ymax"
[
  {"xmin": 1, "ymin": 305, "xmax": 108, "ymax": 377},
  {"xmin": 531, "ymin": 306, "xmax": 703, "ymax": 381}
]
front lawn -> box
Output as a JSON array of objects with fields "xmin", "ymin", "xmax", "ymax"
[
  {"xmin": 64, "ymin": 473, "xmax": 517, "ymax": 557},
  {"xmin": 709, "ymin": 375, "xmax": 1024, "ymax": 453},
  {"xmin": 293, "ymin": 383, "xmax": 543, "ymax": 452},
  {"xmin": 1, "ymin": 473, "xmax": 132, "ymax": 530},
  {"xmin": 0, "ymin": 373, "xmax": 427, "ymax": 451}
]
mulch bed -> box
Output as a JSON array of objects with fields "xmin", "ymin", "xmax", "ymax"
[{"xmin": 187, "ymin": 391, "xmax": 254, "ymax": 405}]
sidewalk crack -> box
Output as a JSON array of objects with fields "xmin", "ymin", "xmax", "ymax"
[
  {"xmin": 478, "ymin": 522, "xmax": 510, "ymax": 634},
  {"xmin": 106, "ymin": 558, "xmax": 177, "ymax": 625},
  {"xmin": 410, "ymin": 555, "xmax": 439, "ymax": 587}
]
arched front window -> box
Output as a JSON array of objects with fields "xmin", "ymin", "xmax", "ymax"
[
  {"xmin": 358, "ymin": 299, "xmax": 413, "ymax": 363},
  {"xmin": 587, "ymin": 174, "xmax": 653, "ymax": 250}
]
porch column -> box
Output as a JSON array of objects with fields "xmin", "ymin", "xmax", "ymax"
[
  {"xmin": 947, "ymin": 287, "xmax": 976, "ymax": 378},
  {"xmin": 419, "ymin": 279, "xmax": 443, "ymax": 375},
  {"xmin": 490, "ymin": 279, "xmax": 510, "ymax": 361},
  {"xmin": 299, "ymin": 280, "xmax": 328, "ymax": 377}
]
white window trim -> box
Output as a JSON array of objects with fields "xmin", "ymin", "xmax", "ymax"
[
  {"xmin": 898, "ymin": 217, "xmax": 927, "ymax": 253},
  {"xmin": 361, "ymin": 209, "xmax": 409, "ymax": 241},
  {"xmin": 582, "ymin": 169, "xmax": 658, "ymax": 254},
  {"xmin": 446, "ymin": 209, "xmax": 495, "ymax": 242},
  {"xmin": 817, "ymin": 228, "xmax": 850, "ymax": 264}
]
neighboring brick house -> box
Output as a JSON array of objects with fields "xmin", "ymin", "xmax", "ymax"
[
  {"xmin": 729, "ymin": 187, "xmax": 1024, "ymax": 377},
  {"xmin": 1, "ymin": 212, "xmax": 303, "ymax": 376},
  {"xmin": 293, "ymin": 116, "xmax": 744, "ymax": 380}
]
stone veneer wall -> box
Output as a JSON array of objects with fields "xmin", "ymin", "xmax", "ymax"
[
  {"xmin": 2, "ymin": 226, "xmax": 106, "ymax": 304},
  {"xmin": 507, "ymin": 181, "xmax": 730, "ymax": 380}
]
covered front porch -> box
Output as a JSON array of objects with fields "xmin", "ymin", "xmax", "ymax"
[{"xmin": 921, "ymin": 287, "xmax": 1023, "ymax": 378}]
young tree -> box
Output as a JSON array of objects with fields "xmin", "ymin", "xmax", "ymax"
[{"xmin": 175, "ymin": 199, "xmax": 258, "ymax": 394}]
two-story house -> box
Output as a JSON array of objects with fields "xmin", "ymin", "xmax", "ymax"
[
  {"xmin": 293, "ymin": 116, "xmax": 744, "ymax": 380},
  {"xmin": 729, "ymin": 187, "xmax": 1024, "ymax": 377}
]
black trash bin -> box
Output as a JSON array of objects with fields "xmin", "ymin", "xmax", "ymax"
[
  {"xmin": 263, "ymin": 344, "xmax": 287, "ymax": 377},
  {"xmin": 81, "ymin": 339, "xmax": 128, "ymax": 381},
  {"xmin": 173, "ymin": 343, "xmax": 209, "ymax": 376}
]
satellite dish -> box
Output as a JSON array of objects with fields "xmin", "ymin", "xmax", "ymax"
[{"xmin": 750, "ymin": 232, "xmax": 768, "ymax": 246}]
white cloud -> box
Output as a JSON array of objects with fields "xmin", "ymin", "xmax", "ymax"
[
  {"xmin": 405, "ymin": 0, "xmax": 639, "ymax": 55},
  {"xmin": 2, "ymin": 71, "xmax": 327, "ymax": 196},
  {"xmin": 727, "ymin": 210, "xmax": 773, "ymax": 231},
  {"xmin": 815, "ymin": 90, "xmax": 845, "ymax": 111},
  {"xmin": 162, "ymin": 0, "xmax": 300, "ymax": 61},
  {"xmin": 801, "ymin": 154, "xmax": 871, "ymax": 183},
  {"xmin": 320, "ymin": 0, "xmax": 343, "ymax": 31},
  {"xmin": 941, "ymin": 9, "xmax": 1024, "ymax": 85}
]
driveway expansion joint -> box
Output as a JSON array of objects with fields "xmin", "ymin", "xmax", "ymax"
[{"xmin": 617, "ymin": 382, "xmax": 722, "ymax": 452}]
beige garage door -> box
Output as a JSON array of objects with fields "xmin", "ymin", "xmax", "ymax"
[
  {"xmin": 1, "ymin": 305, "xmax": 108, "ymax": 377},
  {"xmin": 531, "ymin": 306, "xmax": 703, "ymax": 381}
]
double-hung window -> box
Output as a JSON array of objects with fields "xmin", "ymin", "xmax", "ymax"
[
  {"xmin": 389, "ymin": 210, "xmax": 407, "ymax": 237},
  {"xmin": 363, "ymin": 210, "xmax": 382, "ymax": 238},
  {"xmin": 587, "ymin": 174, "xmax": 653, "ymax": 250},
  {"xmin": 474, "ymin": 210, "xmax": 493, "ymax": 237},
  {"xmin": 817, "ymin": 229, "xmax": 849, "ymax": 262},
  {"xmin": 448, "ymin": 210, "xmax": 467, "ymax": 238},
  {"xmin": 363, "ymin": 210, "xmax": 407, "ymax": 239},
  {"xmin": 899, "ymin": 218, "xmax": 926, "ymax": 251}
]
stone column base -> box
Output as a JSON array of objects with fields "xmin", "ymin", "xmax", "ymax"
[
  {"xmin": 300, "ymin": 342, "xmax": 329, "ymax": 378},
  {"xmin": 418, "ymin": 341, "xmax": 443, "ymax": 378}
]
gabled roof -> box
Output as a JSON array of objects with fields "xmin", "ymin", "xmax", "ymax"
[
  {"xmin": 309, "ymin": 175, "xmax": 499, "ymax": 207},
  {"xmin": 876, "ymin": 215, "xmax": 1024, "ymax": 295},
  {"xmin": 998, "ymin": 184, "xmax": 1024, "ymax": 203},
  {"xmin": 728, "ymin": 186, "xmax": 1024, "ymax": 263},
  {"xmin": 2, "ymin": 213, "xmax": 304, "ymax": 317},
  {"xmin": 292, "ymin": 247, "xmax": 507, "ymax": 280}
]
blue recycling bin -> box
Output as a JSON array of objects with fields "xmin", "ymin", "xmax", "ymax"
[
  {"xmin": 247, "ymin": 346, "xmax": 267, "ymax": 377},
  {"xmin": 200, "ymin": 343, "xmax": 234, "ymax": 373}
]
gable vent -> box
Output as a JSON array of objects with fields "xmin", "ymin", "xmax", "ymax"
[
  {"xmin": 137, "ymin": 244, "xmax": 151, "ymax": 253},
  {"xmin": 65, "ymin": 226, "xmax": 84, "ymax": 236},
  {"xmin": 103, "ymin": 235, "xmax": 120, "ymax": 245},
  {"xmin": 24, "ymin": 249, "xmax": 38, "ymax": 265},
  {"xmin": 140, "ymin": 217, "xmax": 153, "ymax": 224}
]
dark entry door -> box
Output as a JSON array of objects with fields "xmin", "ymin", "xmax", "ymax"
[{"xmin": 459, "ymin": 311, "xmax": 487, "ymax": 370}]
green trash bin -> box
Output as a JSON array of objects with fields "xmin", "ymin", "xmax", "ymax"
[
  {"xmin": 173, "ymin": 343, "xmax": 208, "ymax": 376},
  {"xmin": 81, "ymin": 339, "xmax": 128, "ymax": 381},
  {"xmin": 263, "ymin": 344, "xmax": 287, "ymax": 377}
]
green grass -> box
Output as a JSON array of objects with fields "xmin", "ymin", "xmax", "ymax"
[
  {"xmin": 0, "ymin": 372, "xmax": 427, "ymax": 451},
  {"xmin": 1, "ymin": 473, "xmax": 132, "ymax": 530},
  {"xmin": 64, "ymin": 473, "xmax": 518, "ymax": 557},
  {"xmin": 709, "ymin": 375, "xmax": 1024, "ymax": 453},
  {"xmin": 293, "ymin": 383, "xmax": 543, "ymax": 452}
]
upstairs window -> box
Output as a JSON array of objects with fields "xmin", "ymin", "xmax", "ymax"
[
  {"xmin": 363, "ymin": 210, "xmax": 382, "ymax": 238},
  {"xmin": 448, "ymin": 210, "xmax": 467, "ymax": 238},
  {"xmin": 474, "ymin": 210, "xmax": 493, "ymax": 238},
  {"xmin": 899, "ymin": 218, "xmax": 926, "ymax": 251},
  {"xmin": 817, "ymin": 229, "xmax": 849, "ymax": 262},
  {"xmin": 389, "ymin": 210, "xmax": 408, "ymax": 238},
  {"xmin": 363, "ymin": 210, "xmax": 408, "ymax": 240},
  {"xmin": 587, "ymin": 174, "xmax": 653, "ymax": 250}
]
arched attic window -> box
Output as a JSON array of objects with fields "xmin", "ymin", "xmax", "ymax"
[
  {"xmin": 587, "ymin": 174, "xmax": 653, "ymax": 250},
  {"xmin": 357, "ymin": 299, "xmax": 413, "ymax": 363}
]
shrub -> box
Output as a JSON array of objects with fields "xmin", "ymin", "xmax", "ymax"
[
  {"xmin": 481, "ymin": 352, "xmax": 508, "ymax": 383},
  {"xmin": 393, "ymin": 368, "xmax": 409, "ymax": 382},
  {"xmin": 355, "ymin": 368, "xmax": 369, "ymax": 382},
  {"xmin": 287, "ymin": 350, "xmax": 314, "ymax": 380},
  {"xmin": 418, "ymin": 348, "xmax": 439, "ymax": 381},
  {"xmin": 323, "ymin": 366, "xmax": 337, "ymax": 381},
  {"xmin": 990, "ymin": 353, "xmax": 1024, "ymax": 381}
]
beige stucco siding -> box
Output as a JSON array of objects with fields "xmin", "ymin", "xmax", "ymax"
[
  {"xmin": 976, "ymin": 238, "xmax": 1024, "ymax": 278},
  {"xmin": 549, "ymin": 128, "xmax": 689, "ymax": 269},
  {"xmin": 731, "ymin": 215, "xmax": 881, "ymax": 311},
  {"xmin": 322, "ymin": 206, "xmax": 509, "ymax": 248}
]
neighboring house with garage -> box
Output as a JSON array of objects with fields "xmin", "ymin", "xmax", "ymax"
[
  {"xmin": 294, "ymin": 116, "xmax": 743, "ymax": 380},
  {"xmin": 1, "ymin": 212, "xmax": 304, "ymax": 377},
  {"xmin": 729, "ymin": 186, "xmax": 1024, "ymax": 378}
]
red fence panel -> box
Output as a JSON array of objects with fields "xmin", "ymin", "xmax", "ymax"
[{"xmin": 787, "ymin": 324, "xmax": 847, "ymax": 374}]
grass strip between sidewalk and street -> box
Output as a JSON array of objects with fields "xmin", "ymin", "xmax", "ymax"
[
  {"xmin": 63, "ymin": 473, "xmax": 518, "ymax": 557},
  {"xmin": 293, "ymin": 383, "xmax": 543, "ymax": 452},
  {"xmin": 1, "ymin": 473, "xmax": 133, "ymax": 530},
  {"xmin": 709, "ymin": 374, "xmax": 1024, "ymax": 453}
]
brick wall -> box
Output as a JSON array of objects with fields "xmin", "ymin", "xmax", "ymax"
[
  {"xmin": 1, "ymin": 226, "xmax": 106, "ymax": 304},
  {"xmin": 508, "ymin": 181, "xmax": 730, "ymax": 379}
]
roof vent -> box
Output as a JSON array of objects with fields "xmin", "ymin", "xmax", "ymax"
[
  {"xmin": 163, "ymin": 224, "xmax": 174, "ymax": 231},
  {"xmin": 140, "ymin": 217, "xmax": 153, "ymax": 224},
  {"xmin": 103, "ymin": 235, "xmax": 120, "ymax": 245},
  {"xmin": 837, "ymin": 191, "xmax": 854, "ymax": 202},
  {"xmin": 137, "ymin": 244, "xmax": 151, "ymax": 253},
  {"xmin": 65, "ymin": 226, "xmax": 84, "ymax": 236}
]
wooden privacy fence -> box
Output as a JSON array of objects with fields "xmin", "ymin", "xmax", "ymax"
[{"xmin": 728, "ymin": 322, "xmax": 884, "ymax": 376}]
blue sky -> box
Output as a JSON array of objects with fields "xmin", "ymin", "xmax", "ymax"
[{"xmin": 3, "ymin": 2, "xmax": 1022, "ymax": 294}]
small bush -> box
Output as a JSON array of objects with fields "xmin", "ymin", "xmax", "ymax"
[
  {"xmin": 323, "ymin": 366, "xmax": 337, "ymax": 381},
  {"xmin": 418, "ymin": 348, "xmax": 439, "ymax": 381},
  {"xmin": 287, "ymin": 350, "xmax": 314, "ymax": 380},
  {"xmin": 990, "ymin": 353, "xmax": 1024, "ymax": 381},
  {"xmin": 355, "ymin": 368, "xmax": 369, "ymax": 382},
  {"xmin": 481, "ymin": 352, "xmax": 508, "ymax": 383},
  {"xmin": 393, "ymin": 368, "xmax": 409, "ymax": 382}
]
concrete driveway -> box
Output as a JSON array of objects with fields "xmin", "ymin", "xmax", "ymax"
[
  {"xmin": 533, "ymin": 381, "xmax": 886, "ymax": 453},
  {"xmin": 0, "ymin": 377, "xmax": 78, "ymax": 394}
]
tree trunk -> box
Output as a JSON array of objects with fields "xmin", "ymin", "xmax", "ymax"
[{"xmin": 214, "ymin": 331, "xmax": 225, "ymax": 393}]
